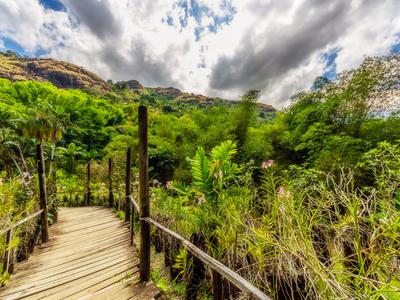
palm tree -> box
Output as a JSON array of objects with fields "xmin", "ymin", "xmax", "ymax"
[
  {"xmin": 0, "ymin": 111, "xmax": 28, "ymax": 172},
  {"xmin": 56, "ymin": 143, "xmax": 84, "ymax": 174},
  {"xmin": 20, "ymin": 102, "xmax": 68, "ymax": 172},
  {"xmin": 20, "ymin": 103, "xmax": 68, "ymax": 243},
  {"xmin": 0, "ymin": 111, "xmax": 17, "ymax": 142}
]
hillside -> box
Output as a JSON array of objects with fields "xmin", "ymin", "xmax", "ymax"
[
  {"xmin": 0, "ymin": 51, "xmax": 275, "ymax": 112},
  {"xmin": 0, "ymin": 52, "xmax": 110, "ymax": 93}
]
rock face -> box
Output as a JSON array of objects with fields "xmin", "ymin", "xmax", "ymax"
[
  {"xmin": 149, "ymin": 87, "xmax": 182, "ymax": 98},
  {"xmin": 0, "ymin": 54, "xmax": 110, "ymax": 93},
  {"xmin": 257, "ymin": 103, "xmax": 276, "ymax": 113},
  {"xmin": 114, "ymin": 80, "xmax": 144, "ymax": 91}
]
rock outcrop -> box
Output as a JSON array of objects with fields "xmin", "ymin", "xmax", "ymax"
[
  {"xmin": 0, "ymin": 54, "xmax": 110, "ymax": 93},
  {"xmin": 114, "ymin": 80, "xmax": 144, "ymax": 91}
]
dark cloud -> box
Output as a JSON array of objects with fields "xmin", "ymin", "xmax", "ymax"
[
  {"xmin": 99, "ymin": 39, "xmax": 181, "ymax": 88},
  {"xmin": 209, "ymin": 1, "xmax": 351, "ymax": 97},
  {"xmin": 59, "ymin": 0, "xmax": 179, "ymax": 88},
  {"xmin": 61, "ymin": 0, "xmax": 121, "ymax": 39}
]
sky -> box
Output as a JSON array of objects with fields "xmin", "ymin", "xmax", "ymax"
[{"xmin": 0, "ymin": 0, "xmax": 399, "ymax": 107}]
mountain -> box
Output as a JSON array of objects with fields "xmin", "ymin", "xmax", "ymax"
[
  {"xmin": 0, "ymin": 51, "xmax": 275, "ymax": 112},
  {"xmin": 0, "ymin": 52, "xmax": 110, "ymax": 93}
]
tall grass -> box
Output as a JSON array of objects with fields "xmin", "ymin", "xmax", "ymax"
[{"xmin": 151, "ymin": 141, "xmax": 400, "ymax": 299}]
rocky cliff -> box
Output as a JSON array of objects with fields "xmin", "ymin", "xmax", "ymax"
[{"xmin": 0, "ymin": 53, "xmax": 110, "ymax": 93}]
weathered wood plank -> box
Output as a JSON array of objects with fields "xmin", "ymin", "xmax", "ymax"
[{"xmin": 0, "ymin": 207, "xmax": 159, "ymax": 300}]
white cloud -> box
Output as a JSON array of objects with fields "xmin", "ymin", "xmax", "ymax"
[{"xmin": 0, "ymin": 0, "xmax": 399, "ymax": 107}]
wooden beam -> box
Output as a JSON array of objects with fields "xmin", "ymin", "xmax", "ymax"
[
  {"xmin": 86, "ymin": 162, "xmax": 91, "ymax": 206},
  {"xmin": 37, "ymin": 143, "xmax": 49, "ymax": 243},
  {"xmin": 212, "ymin": 270, "xmax": 223, "ymax": 300},
  {"xmin": 125, "ymin": 148, "xmax": 131, "ymax": 223},
  {"xmin": 4, "ymin": 229, "xmax": 13, "ymax": 273},
  {"xmin": 108, "ymin": 158, "xmax": 114, "ymax": 209},
  {"xmin": 138, "ymin": 105, "xmax": 150, "ymax": 282},
  {"xmin": 0, "ymin": 209, "xmax": 44, "ymax": 235},
  {"xmin": 129, "ymin": 196, "xmax": 140, "ymax": 214}
]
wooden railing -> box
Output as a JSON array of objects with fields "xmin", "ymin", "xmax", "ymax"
[
  {"xmin": 120, "ymin": 106, "xmax": 271, "ymax": 300},
  {"xmin": 128, "ymin": 196, "xmax": 270, "ymax": 300},
  {"xmin": 1, "ymin": 209, "xmax": 44, "ymax": 273}
]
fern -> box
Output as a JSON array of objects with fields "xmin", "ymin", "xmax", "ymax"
[
  {"xmin": 0, "ymin": 264, "xmax": 10, "ymax": 286},
  {"xmin": 171, "ymin": 180, "xmax": 190, "ymax": 195},
  {"xmin": 210, "ymin": 140, "xmax": 237, "ymax": 162},
  {"xmin": 188, "ymin": 146, "xmax": 211, "ymax": 194}
]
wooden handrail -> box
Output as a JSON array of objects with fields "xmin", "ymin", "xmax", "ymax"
[
  {"xmin": 0, "ymin": 209, "xmax": 44, "ymax": 235},
  {"xmin": 128, "ymin": 195, "xmax": 140, "ymax": 214},
  {"xmin": 127, "ymin": 195, "xmax": 270, "ymax": 300},
  {"xmin": 144, "ymin": 217, "xmax": 271, "ymax": 300},
  {"xmin": 56, "ymin": 189, "xmax": 85, "ymax": 194}
]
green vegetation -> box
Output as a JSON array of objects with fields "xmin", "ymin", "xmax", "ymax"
[{"xmin": 0, "ymin": 54, "xmax": 399, "ymax": 299}]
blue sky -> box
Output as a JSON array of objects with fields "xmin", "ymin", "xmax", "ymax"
[
  {"xmin": 39, "ymin": 0, "xmax": 64, "ymax": 11},
  {"xmin": 1, "ymin": 0, "xmax": 399, "ymax": 106}
]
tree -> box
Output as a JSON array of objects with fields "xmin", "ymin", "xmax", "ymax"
[
  {"xmin": 20, "ymin": 102, "xmax": 68, "ymax": 243},
  {"xmin": 233, "ymin": 90, "xmax": 260, "ymax": 148},
  {"xmin": 0, "ymin": 111, "xmax": 17, "ymax": 142},
  {"xmin": 56, "ymin": 143, "xmax": 84, "ymax": 174}
]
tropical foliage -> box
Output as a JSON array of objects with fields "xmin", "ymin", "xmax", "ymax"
[{"xmin": 0, "ymin": 53, "xmax": 399, "ymax": 298}]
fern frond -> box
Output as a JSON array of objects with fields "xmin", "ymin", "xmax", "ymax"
[
  {"xmin": 171, "ymin": 181, "xmax": 190, "ymax": 195},
  {"xmin": 211, "ymin": 140, "xmax": 237, "ymax": 162},
  {"xmin": 188, "ymin": 146, "xmax": 211, "ymax": 193}
]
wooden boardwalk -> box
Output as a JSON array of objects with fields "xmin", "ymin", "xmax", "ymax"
[{"xmin": 0, "ymin": 207, "xmax": 160, "ymax": 300}]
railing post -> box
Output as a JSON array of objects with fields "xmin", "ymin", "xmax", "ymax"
[
  {"xmin": 37, "ymin": 143, "xmax": 49, "ymax": 243},
  {"xmin": 212, "ymin": 270, "xmax": 223, "ymax": 300},
  {"xmin": 85, "ymin": 162, "xmax": 91, "ymax": 206},
  {"xmin": 108, "ymin": 157, "xmax": 114, "ymax": 208},
  {"xmin": 4, "ymin": 229, "xmax": 13, "ymax": 273},
  {"xmin": 125, "ymin": 148, "xmax": 131, "ymax": 222},
  {"xmin": 139, "ymin": 105, "xmax": 150, "ymax": 282},
  {"xmin": 131, "ymin": 201, "xmax": 134, "ymax": 245}
]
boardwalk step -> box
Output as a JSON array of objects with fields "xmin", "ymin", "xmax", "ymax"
[{"xmin": 0, "ymin": 207, "xmax": 159, "ymax": 300}]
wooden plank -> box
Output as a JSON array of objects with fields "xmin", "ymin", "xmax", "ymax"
[
  {"xmin": 1, "ymin": 253, "xmax": 137, "ymax": 297},
  {"xmin": 34, "ymin": 262, "xmax": 139, "ymax": 300},
  {"xmin": 28, "ymin": 233, "xmax": 131, "ymax": 260},
  {"xmin": 0, "ymin": 207, "xmax": 158, "ymax": 300},
  {"xmin": 61, "ymin": 265, "xmax": 140, "ymax": 300},
  {"xmin": 82, "ymin": 276, "xmax": 141, "ymax": 300},
  {"xmin": 12, "ymin": 244, "xmax": 136, "ymax": 282}
]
